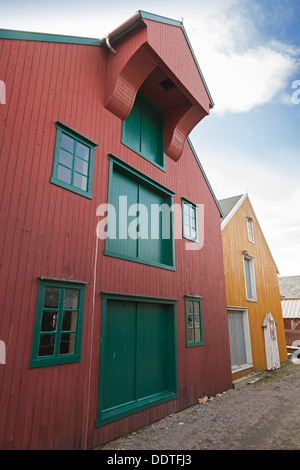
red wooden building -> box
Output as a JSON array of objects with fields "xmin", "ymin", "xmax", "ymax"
[{"xmin": 0, "ymin": 11, "xmax": 232, "ymax": 449}]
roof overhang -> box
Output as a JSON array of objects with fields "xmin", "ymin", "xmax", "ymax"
[{"xmin": 100, "ymin": 11, "xmax": 214, "ymax": 162}]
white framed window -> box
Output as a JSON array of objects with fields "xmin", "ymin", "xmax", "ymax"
[
  {"xmin": 246, "ymin": 217, "xmax": 254, "ymax": 243},
  {"xmin": 243, "ymin": 255, "xmax": 257, "ymax": 301}
]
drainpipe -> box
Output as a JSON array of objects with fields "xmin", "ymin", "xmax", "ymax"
[
  {"xmin": 99, "ymin": 11, "xmax": 142, "ymax": 54},
  {"xmin": 105, "ymin": 36, "xmax": 116, "ymax": 55}
]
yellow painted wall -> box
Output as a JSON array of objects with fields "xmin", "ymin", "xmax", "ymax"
[{"xmin": 221, "ymin": 197, "xmax": 288, "ymax": 373}]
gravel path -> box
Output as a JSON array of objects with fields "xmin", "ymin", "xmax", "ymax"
[{"xmin": 99, "ymin": 361, "xmax": 300, "ymax": 450}]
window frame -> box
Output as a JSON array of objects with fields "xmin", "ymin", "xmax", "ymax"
[
  {"xmin": 185, "ymin": 296, "xmax": 204, "ymax": 347},
  {"xmin": 246, "ymin": 217, "xmax": 255, "ymax": 244},
  {"xmin": 121, "ymin": 92, "xmax": 165, "ymax": 171},
  {"xmin": 243, "ymin": 255, "xmax": 257, "ymax": 301},
  {"xmin": 182, "ymin": 198, "xmax": 199, "ymax": 243},
  {"xmin": 30, "ymin": 278, "xmax": 87, "ymax": 368},
  {"xmin": 50, "ymin": 121, "xmax": 98, "ymax": 199}
]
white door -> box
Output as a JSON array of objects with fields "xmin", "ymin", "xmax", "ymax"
[{"xmin": 262, "ymin": 312, "xmax": 280, "ymax": 370}]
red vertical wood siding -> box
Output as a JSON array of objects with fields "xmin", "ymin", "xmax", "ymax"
[{"xmin": 0, "ymin": 33, "xmax": 232, "ymax": 450}]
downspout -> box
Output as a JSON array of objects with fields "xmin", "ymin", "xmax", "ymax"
[{"xmin": 105, "ymin": 36, "xmax": 116, "ymax": 55}]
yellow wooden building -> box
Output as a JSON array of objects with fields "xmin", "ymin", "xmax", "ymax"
[{"xmin": 219, "ymin": 194, "xmax": 288, "ymax": 381}]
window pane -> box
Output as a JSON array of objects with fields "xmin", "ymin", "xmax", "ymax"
[
  {"xmin": 75, "ymin": 157, "xmax": 88, "ymax": 175},
  {"xmin": 188, "ymin": 328, "xmax": 194, "ymax": 342},
  {"xmin": 61, "ymin": 133, "xmax": 74, "ymax": 153},
  {"xmin": 187, "ymin": 301, "xmax": 193, "ymax": 314},
  {"xmin": 184, "ymin": 224, "xmax": 190, "ymax": 237},
  {"xmin": 244, "ymin": 259, "xmax": 252, "ymax": 298},
  {"xmin": 195, "ymin": 329, "xmax": 201, "ymax": 342},
  {"xmin": 57, "ymin": 165, "xmax": 72, "ymax": 184},
  {"xmin": 74, "ymin": 173, "xmax": 87, "ymax": 191},
  {"xmin": 188, "ymin": 316, "xmax": 194, "ymax": 336},
  {"xmin": 64, "ymin": 290, "xmax": 78, "ymax": 309},
  {"xmin": 38, "ymin": 334, "xmax": 55, "ymax": 356},
  {"xmin": 44, "ymin": 288, "xmax": 60, "ymax": 308},
  {"xmin": 184, "ymin": 213, "xmax": 190, "ymax": 225},
  {"xmin": 62, "ymin": 311, "xmax": 77, "ymax": 331},
  {"xmin": 194, "ymin": 302, "xmax": 199, "ymax": 314},
  {"xmin": 194, "ymin": 315, "xmax": 200, "ymax": 328},
  {"xmin": 60, "ymin": 333, "xmax": 75, "ymax": 354},
  {"xmin": 59, "ymin": 149, "xmax": 73, "ymax": 168},
  {"xmin": 41, "ymin": 311, "xmax": 58, "ymax": 331},
  {"xmin": 77, "ymin": 142, "xmax": 89, "ymax": 161},
  {"xmin": 184, "ymin": 203, "xmax": 190, "ymax": 214}
]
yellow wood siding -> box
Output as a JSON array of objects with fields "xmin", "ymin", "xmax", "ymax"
[{"xmin": 222, "ymin": 197, "xmax": 287, "ymax": 373}]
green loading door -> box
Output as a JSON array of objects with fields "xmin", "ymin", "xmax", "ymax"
[
  {"xmin": 105, "ymin": 163, "xmax": 174, "ymax": 269},
  {"xmin": 102, "ymin": 301, "xmax": 137, "ymax": 411},
  {"xmin": 97, "ymin": 298, "xmax": 177, "ymax": 426}
]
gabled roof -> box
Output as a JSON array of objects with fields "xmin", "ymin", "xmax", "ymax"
[
  {"xmin": 218, "ymin": 194, "xmax": 244, "ymax": 225},
  {"xmin": 99, "ymin": 10, "xmax": 214, "ymax": 161},
  {"xmin": 218, "ymin": 193, "xmax": 279, "ymax": 274},
  {"xmin": 99, "ymin": 10, "xmax": 214, "ymax": 108},
  {"xmin": 0, "ymin": 11, "xmax": 221, "ymax": 215},
  {"xmin": 188, "ymin": 138, "xmax": 224, "ymax": 218}
]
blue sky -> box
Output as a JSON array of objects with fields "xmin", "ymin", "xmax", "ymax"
[{"xmin": 1, "ymin": 0, "xmax": 299, "ymax": 276}]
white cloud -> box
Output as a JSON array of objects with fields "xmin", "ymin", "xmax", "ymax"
[
  {"xmin": 205, "ymin": 45, "xmax": 297, "ymax": 114},
  {"xmin": 194, "ymin": 144, "xmax": 300, "ymax": 276}
]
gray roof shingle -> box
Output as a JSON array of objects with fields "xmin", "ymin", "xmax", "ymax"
[{"xmin": 218, "ymin": 194, "xmax": 244, "ymax": 223}]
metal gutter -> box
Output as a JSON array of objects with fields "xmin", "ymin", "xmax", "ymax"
[
  {"xmin": 99, "ymin": 11, "xmax": 144, "ymax": 47},
  {"xmin": 0, "ymin": 28, "xmax": 100, "ymax": 45}
]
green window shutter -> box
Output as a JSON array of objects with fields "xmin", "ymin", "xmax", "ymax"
[
  {"xmin": 122, "ymin": 93, "xmax": 165, "ymax": 170},
  {"xmin": 96, "ymin": 294, "xmax": 178, "ymax": 426},
  {"xmin": 50, "ymin": 122, "xmax": 98, "ymax": 199},
  {"xmin": 105, "ymin": 156, "xmax": 175, "ymax": 270},
  {"xmin": 138, "ymin": 184, "xmax": 173, "ymax": 266},
  {"xmin": 122, "ymin": 96, "xmax": 142, "ymax": 155},
  {"xmin": 185, "ymin": 296, "xmax": 204, "ymax": 347},
  {"xmin": 30, "ymin": 278, "xmax": 87, "ymax": 368},
  {"xmin": 106, "ymin": 167, "xmax": 139, "ymax": 259}
]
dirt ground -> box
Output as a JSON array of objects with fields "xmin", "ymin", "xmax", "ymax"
[{"xmin": 98, "ymin": 360, "xmax": 300, "ymax": 451}]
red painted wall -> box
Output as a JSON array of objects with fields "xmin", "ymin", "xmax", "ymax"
[{"xmin": 0, "ymin": 37, "xmax": 232, "ymax": 450}]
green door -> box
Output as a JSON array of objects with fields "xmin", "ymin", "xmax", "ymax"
[
  {"xmin": 97, "ymin": 297, "xmax": 177, "ymax": 426},
  {"xmin": 102, "ymin": 301, "xmax": 137, "ymax": 411},
  {"xmin": 136, "ymin": 303, "xmax": 168, "ymax": 399}
]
